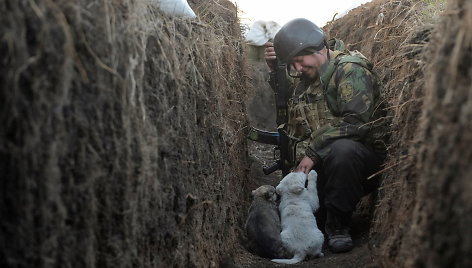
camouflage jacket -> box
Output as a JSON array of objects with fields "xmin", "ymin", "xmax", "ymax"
[
  {"xmin": 269, "ymin": 39, "xmax": 387, "ymax": 165},
  {"xmin": 305, "ymin": 48, "xmax": 387, "ymax": 161}
]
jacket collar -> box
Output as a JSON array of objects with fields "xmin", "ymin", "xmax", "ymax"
[{"xmin": 319, "ymin": 50, "xmax": 345, "ymax": 87}]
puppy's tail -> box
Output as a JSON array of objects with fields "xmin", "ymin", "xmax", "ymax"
[{"xmin": 271, "ymin": 253, "xmax": 305, "ymax": 264}]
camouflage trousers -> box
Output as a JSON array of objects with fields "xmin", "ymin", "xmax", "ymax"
[{"xmin": 311, "ymin": 139, "xmax": 385, "ymax": 229}]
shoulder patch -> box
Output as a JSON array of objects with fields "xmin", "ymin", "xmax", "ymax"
[{"xmin": 340, "ymin": 82, "xmax": 354, "ymax": 101}]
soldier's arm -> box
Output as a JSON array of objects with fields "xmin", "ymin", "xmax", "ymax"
[{"xmin": 306, "ymin": 63, "xmax": 378, "ymax": 159}]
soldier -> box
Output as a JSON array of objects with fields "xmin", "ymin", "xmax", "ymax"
[{"xmin": 265, "ymin": 18, "xmax": 388, "ymax": 253}]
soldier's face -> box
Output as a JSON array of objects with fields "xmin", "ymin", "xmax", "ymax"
[{"xmin": 290, "ymin": 49, "xmax": 328, "ymax": 78}]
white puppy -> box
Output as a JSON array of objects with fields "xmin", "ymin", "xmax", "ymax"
[{"xmin": 272, "ymin": 171, "xmax": 324, "ymax": 264}]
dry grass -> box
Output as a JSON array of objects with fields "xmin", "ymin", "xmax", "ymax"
[
  {"xmin": 393, "ymin": 0, "xmax": 472, "ymax": 266},
  {"xmin": 0, "ymin": 0, "xmax": 250, "ymax": 267}
]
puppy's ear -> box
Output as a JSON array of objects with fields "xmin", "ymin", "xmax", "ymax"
[
  {"xmin": 289, "ymin": 185, "xmax": 304, "ymax": 194},
  {"xmin": 251, "ymin": 190, "xmax": 256, "ymax": 196}
]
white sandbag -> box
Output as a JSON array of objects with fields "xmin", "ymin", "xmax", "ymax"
[
  {"xmin": 155, "ymin": 0, "xmax": 196, "ymax": 18},
  {"xmin": 245, "ymin": 21, "xmax": 281, "ymax": 46}
]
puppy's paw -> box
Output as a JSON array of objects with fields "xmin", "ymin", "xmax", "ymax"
[{"xmin": 308, "ymin": 170, "xmax": 318, "ymax": 183}]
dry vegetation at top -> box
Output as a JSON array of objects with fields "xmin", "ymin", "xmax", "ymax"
[{"xmin": 0, "ymin": 0, "xmax": 251, "ymax": 267}]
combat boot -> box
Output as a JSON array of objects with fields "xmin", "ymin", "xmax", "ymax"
[{"xmin": 325, "ymin": 211, "xmax": 353, "ymax": 253}]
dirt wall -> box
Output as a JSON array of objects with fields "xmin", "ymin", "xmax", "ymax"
[
  {"xmin": 245, "ymin": 60, "xmax": 276, "ymax": 132},
  {"xmin": 0, "ymin": 0, "xmax": 250, "ymax": 267},
  {"xmin": 389, "ymin": 0, "xmax": 472, "ymax": 266}
]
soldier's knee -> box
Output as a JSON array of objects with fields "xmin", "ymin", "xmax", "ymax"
[{"xmin": 326, "ymin": 139, "xmax": 359, "ymax": 163}]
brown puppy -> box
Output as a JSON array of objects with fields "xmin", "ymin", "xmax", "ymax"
[{"xmin": 245, "ymin": 185, "xmax": 287, "ymax": 259}]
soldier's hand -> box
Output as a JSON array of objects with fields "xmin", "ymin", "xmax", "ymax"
[
  {"xmin": 296, "ymin": 157, "xmax": 315, "ymax": 174},
  {"xmin": 264, "ymin": 42, "xmax": 277, "ymax": 71}
]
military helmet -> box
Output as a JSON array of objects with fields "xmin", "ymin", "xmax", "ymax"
[{"xmin": 274, "ymin": 18, "xmax": 326, "ymax": 64}]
